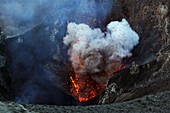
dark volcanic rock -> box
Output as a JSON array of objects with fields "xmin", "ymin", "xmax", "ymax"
[
  {"xmin": 24, "ymin": 91, "xmax": 170, "ymax": 113},
  {"xmin": 100, "ymin": 0, "xmax": 170, "ymax": 104},
  {"xmin": 122, "ymin": 0, "xmax": 169, "ymax": 63},
  {"xmin": 0, "ymin": 101, "xmax": 35, "ymax": 113},
  {"xmin": 0, "ymin": 0, "xmax": 170, "ymax": 112},
  {"xmin": 0, "ymin": 28, "xmax": 10, "ymax": 100}
]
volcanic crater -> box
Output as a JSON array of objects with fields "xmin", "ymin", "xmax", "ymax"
[{"xmin": 0, "ymin": 0, "xmax": 170, "ymax": 112}]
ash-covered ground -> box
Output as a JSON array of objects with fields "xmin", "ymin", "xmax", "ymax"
[{"xmin": 0, "ymin": 0, "xmax": 170, "ymax": 113}]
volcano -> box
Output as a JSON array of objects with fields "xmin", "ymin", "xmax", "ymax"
[{"xmin": 0, "ymin": 0, "xmax": 170, "ymax": 112}]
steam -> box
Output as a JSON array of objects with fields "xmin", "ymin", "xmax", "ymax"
[
  {"xmin": 0, "ymin": 0, "xmax": 57, "ymax": 35},
  {"xmin": 0, "ymin": 0, "xmax": 113, "ymax": 36},
  {"xmin": 64, "ymin": 19, "xmax": 139, "ymax": 75}
]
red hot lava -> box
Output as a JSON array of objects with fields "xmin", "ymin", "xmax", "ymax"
[
  {"xmin": 68, "ymin": 64, "xmax": 125, "ymax": 102},
  {"xmin": 63, "ymin": 19, "xmax": 139, "ymax": 102},
  {"xmin": 69, "ymin": 74, "xmax": 101, "ymax": 102}
]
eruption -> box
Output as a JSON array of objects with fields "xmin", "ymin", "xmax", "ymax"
[
  {"xmin": 64, "ymin": 19, "xmax": 140, "ymax": 102},
  {"xmin": 2, "ymin": 0, "xmax": 114, "ymax": 105}
]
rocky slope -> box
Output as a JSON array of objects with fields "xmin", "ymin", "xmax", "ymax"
[
  {"xmin": 1, "ymin": 91, "xmax": 169, "ymax": 113},
  {"xmin": 99, "ymin": 0, "xmax": 170, "ymax": 104},
  {"xmin": 0, "ymin": 0, "xmax": 169, "ymax": 112},
  {"xmin": 0, "ymin": 28, "xmax": 10, "ymax": 100}
]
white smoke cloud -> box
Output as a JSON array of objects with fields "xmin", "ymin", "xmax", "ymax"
[{"xmin": 64, "ymin": 19, "xmax": 139, "ymax": 76}]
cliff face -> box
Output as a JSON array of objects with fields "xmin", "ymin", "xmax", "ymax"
[
  {"xmin": 0, "ymin": 28, "xmax": 10, "ymax": 100},
  {"xmin": 121, "ymin": 0, "xmax": 169, "ymax": 62},
  {"xmin": 100, "ymin": 0, "xmax": 170, "ymax": 104}
]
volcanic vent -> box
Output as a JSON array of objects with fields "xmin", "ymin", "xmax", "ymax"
[
  {"xmin": 64, "ymin": 19, "xmax": 139, "ymax": 102},
  {"xmin": 1, "ymin": 0, "xmax": 169, "ymax": 107},
  {"xmin": 3, "ymin": 0, "xmax": 119, "ymax": 105}
]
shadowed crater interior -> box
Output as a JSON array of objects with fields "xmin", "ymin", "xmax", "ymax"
[{"xmin": 1, "ymin": 0, "xmax": 170, "ymax": 107}]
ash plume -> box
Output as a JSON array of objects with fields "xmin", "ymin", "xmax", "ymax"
[{"xmin": 64, "ymin": 19, "xmax": 139, "ymax": 77}]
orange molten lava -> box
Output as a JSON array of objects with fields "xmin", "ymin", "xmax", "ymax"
[
  {"xmin": 68, "ymin": 64, "xmax": 125, "ymax": 102},
  {"xmin": 69, "ymin": 73, "xmax": 101, "ymax": 102}
]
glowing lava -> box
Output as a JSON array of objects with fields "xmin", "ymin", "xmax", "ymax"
[
  {"xmin": 69, "ymin": 72, "xmax": 101, "ymax": 102},
  {"xmin": 68, "ymin": 64, "xmax": 125, "ymax": 102},
  {"xmin": 64, "ymin": 19, "xmax": 139, "ymax": 102}
]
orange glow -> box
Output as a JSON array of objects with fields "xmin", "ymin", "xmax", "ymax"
[
  {"xmin": 69, "ymin": 72, "xmax": 101, "ymax": 102},
  {"xmin": 68, "ymin": 63, "xmax": 125, "ymax": 102}
]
